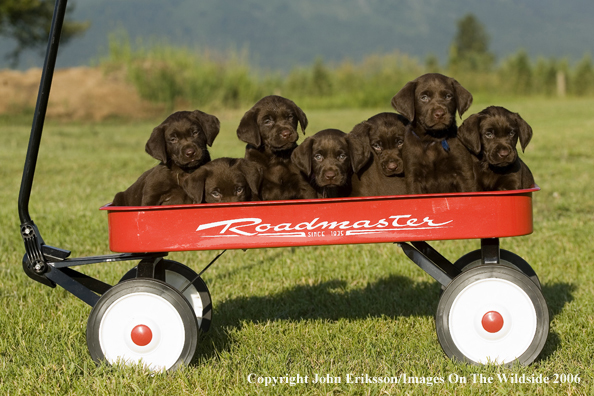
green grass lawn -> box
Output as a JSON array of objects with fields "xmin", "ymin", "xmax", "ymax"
[{"xmin": 1, "ymin": 97, "xmax": 593, "ymax": 395}]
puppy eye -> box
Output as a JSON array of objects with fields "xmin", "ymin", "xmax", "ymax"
[
  {"xmin": 397, "ymin": 139, "xmax": 404, "ymax": 147},
  {"xmin": 509, "ymin": 130, "xmax": 516, "ymax": 137},
  {"xmin": 169, "ymin": 137, "xmax": 178, "ymax": 143},
  {"xmin": 314, "ymin": 154, "xmax": 324, "ymax": 162},
  {"xmin": 192, "ymin": 130, "xmax": 199, "ymax": 136},
  {"xmin": 235, "ymin": 186, "xmax": 244, "ymax": 195},
  {"xmin": 484, "ymin": 131, "xmax": 494, "ymax": 139},
  {"xmin": 210, "ymin": 191, "xmax": 222, "ymax": 199},
  {"xmin": 372, "ymin": 143, "xmax": 382, "ymax": 152},
  {"xmin": 264, "ymin": 118, "xmax": 274, "ymax": 126},
  {"xmin": 420, "ymin": 94, "xmax": 429, "ymax": 102},
  {"xmin": 338, "ymin": 154, "xmax": 347, "ymax": 161},
  {"xmin": 445, "ymin": 93, "xmax": 453, "ymax": 100}
]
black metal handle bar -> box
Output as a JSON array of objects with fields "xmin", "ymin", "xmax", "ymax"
[{"xmin": 18, "ymin": 0, "xmax": 69, "ymax": 225}]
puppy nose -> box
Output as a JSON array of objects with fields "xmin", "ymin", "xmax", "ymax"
[
  {"xmin": 498, "ymin": 148, "xmax": 510, "ymax": 158},
  {"xmin": 387, "ymin": 161, "xmax": 398, "ymax": 171},
  {"xmin": 433, "ymin": 109, "xmax": 445, "ymax": 119},
  {"xmin": 324, "ymin": 170, "xmax": 336, "ymax": 181},
  {"xmin": 184, "ymin": 148, "xmax": 196, "ymax": 158},
  {"xmin": 280, "ymin": 130, "xmax": 292, "ymax": 139}
]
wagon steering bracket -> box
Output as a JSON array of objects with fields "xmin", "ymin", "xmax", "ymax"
[
  {"xmin": 398, "ymin": 239, "xmax": 502, "ymax": 288},
  {"xmin": 398, "ymin": 241, "xmax": 461, "ymax": 287},
  {"xmin": 20, "ymin": 220, "xmax": 72, "ymax": 288},
  {"xmin": 180, "ymin": 250, "xmax": 227, "ymax": 294}
]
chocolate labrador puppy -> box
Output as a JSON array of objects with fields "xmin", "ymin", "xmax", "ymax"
[
  {"xmin": 112, "ymin": 110, "xmax": 220, "ymax": 206},
  {"xmin": 182, "ymin": 158, "xmax": 263, "ymax": 203},
  {"xmin": 237, "ymin": 95, "xmax": 316, "ymax": 200},
  {"xmin": 349, "ymin": 112, "xmax": 409, "ymax": 196},
  {"xmin": 458, "ymin": 106, "xmax": 535, "ymax": 191},
  {"xmin": 291, "ymin": 129, "xmax": 370, "ymax": 198},
  {"xmin": 391, "ymin": 73, "xmax": 476, "ymax": 194}
]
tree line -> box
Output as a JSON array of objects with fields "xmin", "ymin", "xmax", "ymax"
[{"xmin": 100, "ymin": 28, "xmax": 594, "ymax": 111}]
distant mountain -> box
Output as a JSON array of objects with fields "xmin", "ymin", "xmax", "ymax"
[{"xmin": 2, "ymin": 0, "xmax": 594, "ymax": 71}]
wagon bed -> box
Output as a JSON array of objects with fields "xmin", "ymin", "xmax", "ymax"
[{"xmin": 103, "ymin": 187, "xmax": 537, "ymax": 253}]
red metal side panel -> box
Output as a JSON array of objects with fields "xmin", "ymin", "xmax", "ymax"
[{"xmin": 102, "ymin": 188, "xmax": 537, "ymax": 253}]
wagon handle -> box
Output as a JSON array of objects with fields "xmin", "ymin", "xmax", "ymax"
[{"xmin": 18, "ymin": 0, "xmax": 70, "ymax": 274}]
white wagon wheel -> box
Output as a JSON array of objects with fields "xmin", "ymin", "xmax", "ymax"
[
  {"xmin": 86, "ymin": 278, "xmax": 198, "ymax": 371},
  {"xmin": 120, "ymin": 259, "xmax": 212, "ymax": 332},
  {"xmin": 436, "ymin": 265, "xmax": 548, "ymax": 366}
]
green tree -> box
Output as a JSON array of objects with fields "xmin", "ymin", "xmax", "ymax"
[
  {"xmin": 424, "ymin": 53, "xmax": 440, "ymax": 73},
  {"xmin": 572, "ymin": 54, "xmax": 594, "ymax": 96},
  {"xmin": 448, "ymin": 13, "xmax": 494, "ymax": 72},
  {"xmin": 533, "ymin": 57, "xmax": 558, "ymax": 96},
  {"xmin": 310, "ymin": 57, "xmax": 333, "ymax": 96},
  {"xmin": 0, "ymin": 0, "xmax": 89, "ymax": 66},
  {"xmin": 499, "ymin": 49, "xmax": 533, "ymax": 95}
]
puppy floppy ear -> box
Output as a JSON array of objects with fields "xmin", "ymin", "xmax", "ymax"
[
  {"xmin": 182, "ymin": 168, "xmax": 208, "ymax": 204},
  {"xmin": 451, "ymin": 78, "xmax": 473, "ymax": 117},
  {"xmin": 291, "ymin": 137, "xmax": 314, "ymax": 176},
  {"xmin": 513, "ymin": 112, "xmax": 533, "ymax": 152},
  {"xmin": 238, "ymin": 159, "xmax": 264, "ymax": 199},
  {"xmin": 391, "ymin": 81, "xmax": 416, "ymax": 122},
  {"xmin": 145, "ymin": 123, "xmax": 169, "ymax": 163},
  {"xmin": 292, "ymin": 102, "xmax": 308, "ymax": 134},
  {"xmin": 347, "ymin": 134, "xmax": 371, "ymax": 173},
  {"xmin": 457, "ymin": 113, "xmax": 482, "ymax": 155},
  {"xmin": 349, "ymin": 120, "xmax": 372, "ymax": 144},
  {"xmin": 192, "ymin": 110, "xmax": 220, "ymax": 147},
  {"xmin": 237, "ymin": 108, "xmax": 261, "ymax": 147}
]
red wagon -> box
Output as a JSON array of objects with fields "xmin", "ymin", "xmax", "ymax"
[{"xmin": 18, "ymin": 0, "xmax": 548, "ymax": 372}]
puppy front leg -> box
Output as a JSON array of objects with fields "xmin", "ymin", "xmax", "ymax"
[
  {"xmin": 405, "ymin": 170, "xmax": 426, "ymax": 195},
  {"xmin": 459, "ymin": 169, "xmax": 478, "ymax": 192}
]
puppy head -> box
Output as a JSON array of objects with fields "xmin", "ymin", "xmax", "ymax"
[
  {"xmin": 292, "ymin": 129, "xmax": 370, "ymax": 188},
  {"xmin": 458, "ymin": 106, "xmax": 533, "ymax": 167},
  {"xmin": 145, "ymin": 110, "xmax": 220, "ymax": 169},
  {"xmin": 237, "ymin": 95, "xmax": 308, "ymax": 152},
  {"xmin": 182, "ymin": 158, "xmax": 263, "ymax": 203},
  {"xmin": 350, "ymin": 112, "xmax": 408, "ymax": 176},
  {"xmin": 391, "ymin": 73, "xmax": 473, "ymax": 131}
]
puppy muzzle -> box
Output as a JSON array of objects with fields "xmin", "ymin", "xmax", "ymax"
[
  {"xmin": 381, "ymin": 159, "xmax": 404, "ymax": 176},
  {"xmin": 175, "ymin": 144, "xmax": 204, "ymax": 168},
  {"xmin": 488, "ymin": 145, "xmax": 517, "ymax": 166},
  {"xmin": 316, "ymin": 166, "xmax": 346, "ymax": 187},
  {"xmin": 423, "ymin": 106, "xmax": 452, "ymax": 130}
]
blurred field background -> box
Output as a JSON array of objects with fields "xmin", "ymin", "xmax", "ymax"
[{"xmin": 3, "ymin": 32, "xmax": 594, "ymax": 122}]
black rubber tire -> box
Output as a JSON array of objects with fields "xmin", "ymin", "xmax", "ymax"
[
  {"xmin": 120, "ymin": 260, "xmax": 212, "ymax": 332},
  {"xmin": 453, "ymin": 249, "xmax": 541, "ymax": 289},
  {"xmin": 436, "ymin": 265, "xmax": 549, "ymax": 366},
  {"xmin": 87, "ymin": 278, "xmax": 198, "ymax": 371}
]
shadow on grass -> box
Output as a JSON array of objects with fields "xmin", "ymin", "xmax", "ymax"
[
  {"xmin": 538, "ymin": 281, "xmax": 577, "ymax": 362},
  {"xmin": 194, "ymin": 277, "xmax": 575, "ymax": 365},
  {"xmin": 219, "ymin": 275, "xmax": 440, "ymax": 324},
  {"xmin": 194, "ymin": 274, "xmax": 441, "ymax": 362}
]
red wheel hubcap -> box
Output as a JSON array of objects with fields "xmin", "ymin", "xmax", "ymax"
[
  {"xmin": 481, "ymin": 311, "xmax": 504, "ymax": 333},
  {"xmin": 131, "ymin": 324, "xmax": 153, "ymax": 346}
]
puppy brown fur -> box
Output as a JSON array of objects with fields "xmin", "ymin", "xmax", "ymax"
[
  {"xmin": 458, "ymin": 106, "xmax": 535, "ymax": 191},
  {"xmin": 391, "ymin": 73, "xmax": 476, "ymax": 194},
  {"xmin": 349, "ymin": 112, "xmax": 409, "ymax": 196},
  {"xmin": 112, "ymin": 110, "xmax": 220, "ymax": 206},
  {"xmin": 291, "ymin": 129, "xmax": 370, "ymax": 198},
  {"xmin": 237, "ymin": 95, "xmax": 316, "ymax": 200},
  {"xmin": 182, "ymin": 158, "xmax": 263, "ymax": 203}
]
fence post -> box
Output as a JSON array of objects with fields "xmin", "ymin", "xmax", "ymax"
[{"xmin": 556, "ymin": 71, "xmax": 566, "ymax": 97}]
